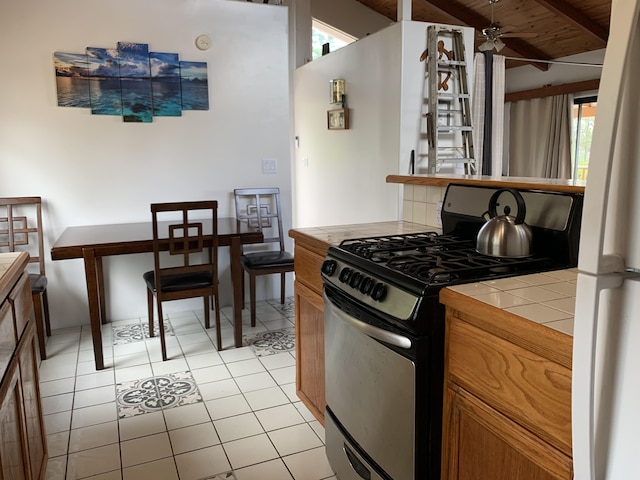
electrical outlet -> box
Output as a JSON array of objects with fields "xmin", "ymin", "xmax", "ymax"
[{"xmin": 262, "ymin": 158, "xmax": 277, "ymax": 174}]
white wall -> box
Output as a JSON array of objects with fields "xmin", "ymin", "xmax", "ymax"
[
  {"xmin": 311, "ymin": 0, "xmax": 392, "ymax": 40},
  {"xmin": 292, "ymin": 21, "xmax": 474, "ymax": 227},
  {"xmin": 0, "ymin": 0, "xmax": 292, "ymax": 328}
]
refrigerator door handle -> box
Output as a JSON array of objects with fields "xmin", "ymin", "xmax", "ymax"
[{"xmin": 573, "ymin": 273, "xmax": 624, "ymax": 480}]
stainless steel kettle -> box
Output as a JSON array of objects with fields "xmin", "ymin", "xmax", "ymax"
[{"xmin": 476, "ymin": 188, "xmax": 533, "ymax": 258}]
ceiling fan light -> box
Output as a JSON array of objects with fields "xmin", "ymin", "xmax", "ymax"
[
  {"xmin": 478, "ymin": 39, "xmax": 494, "ymax": 51},
  {"xmin": 494, "ymin": 38, "xmax": 506, "ymax": 51}
]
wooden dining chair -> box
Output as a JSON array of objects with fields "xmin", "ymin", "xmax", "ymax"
[
  {"xmin": 143, "ymin": 201, "xmax": 222, "ymax": 359},
  {"xmin": 233, "ymin": 187, "xmax": 294, "ymax": 326},
  {"xmin": 0, "ymin": 197, "xmax": 50, "ymax": 360}
]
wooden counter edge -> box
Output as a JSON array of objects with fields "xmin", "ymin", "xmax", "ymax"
[
  {"xmin": 386, "ymin": 175, "xmax": 585, "ymax": 193},
  {"xmin": 288, "ymin": 229, "xmax": 332, "ymax": 256},
  {"xmin": 0, "ymin": 252, "xmax": 30, "ymax": 301},
  {"xmin": 439, "ymin": 287, "xmax": 573, "ymax": 370}
]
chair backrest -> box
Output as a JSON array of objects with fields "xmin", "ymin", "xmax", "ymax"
[
  {"xmin": 0, "ymin": 197, "xmax": 45, "ymax": 275},
  {"xmin": 150, "ymin": 200, "xmax": 218, "ymax": 293},
  {"xmin": 233, "ymin": 188, "xmax": 286, "ymax": 252}
]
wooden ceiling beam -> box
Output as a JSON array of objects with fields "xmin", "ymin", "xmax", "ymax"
[
  {"xmin": 418, "ymin": 0, "xmax": 550, "ymax": 71},
  {"xmin": 533, "ymin": 0, "xmax": 609, "ymax": 45}
]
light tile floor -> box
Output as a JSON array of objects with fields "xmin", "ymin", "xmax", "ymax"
[{"xmin": 41, "ymin": 298, "xmax": 336, "ymax": 480}]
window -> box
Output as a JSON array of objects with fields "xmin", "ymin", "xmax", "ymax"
[
  {"xmin": 312, "ymin": 19, "xmax": 356, "ymax": 60},
  {"xmin": 571, "ymin": 96, "xmax": 597, "ymax": 181}
]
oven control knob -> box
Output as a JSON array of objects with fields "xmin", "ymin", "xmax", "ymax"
[
  {"xmin": 371, "ymin": 282, "xmax": 387, "ymax": 301},
  {"xmin": 321, "ymin": 260, "xmax": 337, "ymax": 276},
  {"xmin": 339, "ymin": 268, "xmax": 352, "ymax": 283},
  {"xmin": 349, "ymin": 272, "xmax": 363, "ymax": 289},
  {"xmin": 359, "ymin": 276, "xmax": 374, "ymax": 295}
]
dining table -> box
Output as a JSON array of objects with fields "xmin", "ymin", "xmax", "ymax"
[{"xmin": 50, "ymin": 217, "xmax": 263, "ymax": 370}]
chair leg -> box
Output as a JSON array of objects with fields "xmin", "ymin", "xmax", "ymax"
[
  {"xmin": 241, "ymin": 269, "xmax": 246, "ymax": 309},
  {"xmin": 249, "ymin": 273, "xmax": 257, "ymax": 327},
  {"xmin": 280, "ymin": 272, "xmax": 286, "ymax": 304},
  {"xmin": 42, "ymin": 289, "xmax": 52, "ymax": 336},
  {"xmin": 203, "ymin": 296, "xmax": 211, "ymax": 329},
  {"xmin": 213, "ymin": 293, "xmax": 222, "ymax": 351},
  {"xmin": 147, "ymin": 288, "xmax": 155, "ymax": 337},
  {"xmin": 31, "ymin": 292, "xmax": 47, "ymax": 360},
  {"xmin": 157, "ymin": 300, "xmax": 167, "ymax": 361}
]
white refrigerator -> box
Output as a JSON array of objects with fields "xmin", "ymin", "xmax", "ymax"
[{"xmin": 573, "ymin": 0, "xmax": 640, "ymax": 479}]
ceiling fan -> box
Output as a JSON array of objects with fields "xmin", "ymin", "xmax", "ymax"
[{"xmin": 478, "ymin": 0, "xmax": 538, "ymax": 52}]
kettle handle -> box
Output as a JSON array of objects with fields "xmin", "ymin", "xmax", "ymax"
[{"xmin": 487, "ymin": 188, "xmax": 527, "ymax": 225}]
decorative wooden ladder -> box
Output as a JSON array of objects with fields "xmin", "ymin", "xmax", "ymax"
[{"xmin": 419, "ymin": 25, "xmax": 476, "ymax": 174}]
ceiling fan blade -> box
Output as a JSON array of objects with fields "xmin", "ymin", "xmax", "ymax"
[{"xmin": 499, "ymin": 32, "xmax": 538, "ymax": 38}]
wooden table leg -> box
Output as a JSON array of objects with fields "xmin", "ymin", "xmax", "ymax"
[
  {"xmin": 82, "ymin": 248, "xmax": 104, "ymax": 370},
  {"xmin": 96, "ymin": 257, "xmax": 107, "ymax": 325},
  {"xmin": 229, "ymin": 236, "xmax": 243, "ymax": 348}
]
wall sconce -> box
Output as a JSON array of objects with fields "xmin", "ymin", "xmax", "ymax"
[{"xmin": 330, "ymin": 79, "xmax": 345, "ymax": 106}]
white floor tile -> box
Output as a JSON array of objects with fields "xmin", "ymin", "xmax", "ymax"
[
  {"xmin": 269, "ymin": 366, "xmax": 296, "ymax": 385},
  {"xmin": 73, "ymin": 385, "xmax": 116, "ymax": 409},
  {"xmin": 268, "ymin": 423, "xmax": 323, "ymax": 457},
  {"xmin": 198, "ymin": 378, "xmax": 241, "ymax": 401},
  {"xmin": 150, "ymin": 357, "xmax": 189, "ymax": 376},
  {"xmin": 118, "ymin": 411, "xmax": 167, "ymax": 441},
  {"xmin": 226, "ymin": 358, "xmax": 266, "ymax": 377},
  {"xmin": 42, "ymin": 392, "xmax": 74, "ymax": 415},
  {"xmin": 113, "ymin": 341, "xmax": 148, "ymax": 357},
  {"xmin": 44, "ymin": 410, "xmax": 72, "ymax": 434},
  {"xmin": 282, "ymin": 447, "xmax": 335, "ymax": 480},
  {"xmin": 122, "ymin": 457, "xmax": 178, "ymax": 480},
  {"xmin": 243, "ymin": 386, "xmax": 290, "ymax": 411},
  {"xmin": 45, "ymin": 455, "xmax": 67, "ymax": 480},
  {"xmin": 190, "ymin": 364, "xmax": 231, "ymax": 384},
  {"xmin": 68, "ymin": 421, "xmax": 119, "ymax": 453},
  {"xmin": 184, "ymin": 351, "xmax": 223, "ymax": 370},
  {"xmin": 180, "ymin": 341, "xmax": 218, "ymax": 356},
  {"xmin": 213, "ymin": 412, "xmax": 264, "ymax": 443},
  {"xmin": 234, "ymin": 372, "xmax": 278, "ymax": 393},
  {"xmin": 255, "ymin": 404, "xmax": 305, "ymax": 432},
  {"xmin": 168, "ymin": 422, "xmax": 220, "ymax": 454},
  {"xmin": 174, "ymin": 445, "xmax": 231, "ymax": 480},
  {"xmin": 75, "ymin": 370, "xmax": 115, "ymax": 391},
  {"xmin": 259, "ymin": 352, "xmax": 296, "ymax": 371},
  {"xmin": 113, "ymin": 352, "xmax": 152, "ymax": 369},
  {"xmin": 163, "ymin": 402, "xmax": 211, "ymax": 430},
  {"xmin": 223, "ymin": 433, "xmax": 279, "ymax": 469},
  {"xmin": 280, "ymin": 382, "xmax": 299, "ymax": 403},
  {"xmin": 71, "ymin": 402, "xmax": 118, "ymax": 429},
  {"xmin": 205, "ymin": 394, "xmax": 252, "ymax": 420},
  {"xmin": 294, "ymin": 401, "xmax": 317, "ymax": 422},
  {"xmin": 219, "ymin": 346, "xmax": 256, "ymax": 363},
  {"xmin": 46, "ymin": 430, "xmax": 70, "ymax": 458},
  {"xmin": 234, "ymin": 458, "xmax": 294, "ymax": 480},
  {"xmin": 121, "ymin": 432, "xmax": 173, "ymax": 468},
  {"xmin": 309, "ymin": 421, "xmax": 325, "ymax": 444},
  {"xmin": 40, "ymin": 377, "xmax": 76, "ymax": 398},
  {"xmin": 66, "ymin": 443, "xmax": 121, "ymax": 479},
  {"xmin": 114, "ymin": 364, "xmax": 153, "ymax": 383}
]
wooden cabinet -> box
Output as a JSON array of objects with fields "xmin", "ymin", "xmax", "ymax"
[
  {"xmin": 440, "ymin": 288, "xmax": 573, "ymax": 480},
  {"xmin": 291, "ymin": 236, "xmax": 329, "ymax": 424},
  {"xmin": 0, "ymin": 253, "xmax": 47, "ymax": 480}
]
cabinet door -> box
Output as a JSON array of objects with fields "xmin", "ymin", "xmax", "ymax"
[
  {"xmin": 442, "ymin": 387, "xmax": 573, "ymax": 480},
  {"xmin": 0, "ymin": 361, "xmax": 29, "ymax": 480},
  {"xmin": 19, "ymin": 325, "xmax": 47, "ymax": 480},
  {"xmin": 294, "ymin": 280, "xmax": 325, "ymax": 424}
]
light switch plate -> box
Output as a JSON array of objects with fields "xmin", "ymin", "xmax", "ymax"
[{"xmin": 262, "ymin": 158, "xmax": 277, "ymax": 174}]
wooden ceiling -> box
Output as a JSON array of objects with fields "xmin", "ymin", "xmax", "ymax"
[{"xmin": 354, "ymin": 0, "xmax": 611, "ymax": 70}]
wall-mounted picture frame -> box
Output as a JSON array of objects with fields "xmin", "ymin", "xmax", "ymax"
[{"xmin": 327, "ymin": 108, "xmax": 349, "ymax": 130}]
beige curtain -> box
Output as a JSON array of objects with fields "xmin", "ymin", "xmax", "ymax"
[{"xmin": 508, "ymin": 94, "xmax": 572, "ymax": 178}]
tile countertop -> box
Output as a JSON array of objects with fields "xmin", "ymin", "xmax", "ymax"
[{"xmin": 446, "ymin": 268, "xmax": 577, "ymax": 337}]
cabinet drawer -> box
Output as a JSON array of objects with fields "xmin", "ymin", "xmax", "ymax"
[
  {"xmin": 447, "ymin": 316, "xmax": 572, "ymax": 456},
  {"xmin": 0, "ymin": 300, "xmax": 17, "ymax": 381},
  {"xmin": 294, "ymin": 246, "xmax": 325, "ymax": 295},
  {"xmin": 9, "ymin": 273, "xmax": 32, "ymax": 340}
]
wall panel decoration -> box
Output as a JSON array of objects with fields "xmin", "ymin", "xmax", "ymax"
[{"xmin": 54, "ymin": 42, "xmax": 208, "ymax": 122}]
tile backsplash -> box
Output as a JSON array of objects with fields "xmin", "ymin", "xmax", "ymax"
[{"xmin": 402, "ymin": 185, "xmax": 445, "ymax": 228}]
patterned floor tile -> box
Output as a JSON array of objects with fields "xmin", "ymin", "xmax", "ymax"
[
  {"xmin": 243, "ymin": 327, "xmax": 295, "ymax": 357},
  {"xmin": 203, "ymin": 472, "xmax": 236, "ymax": 480},
  {"xmin": 112, "ymin": 320, "xmax": 174, "ymax": 345},
  {"xmin": 267, "ymin": 298, "xmax": 295, "ymax": 318},
  {"xmin": 116, "ymin": 371, "xmax": 202, "ymax": 418}
]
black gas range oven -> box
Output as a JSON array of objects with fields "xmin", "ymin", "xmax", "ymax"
[{"xmin": 320, "ymin": 183, "xmax": 583, "ymax": 480}]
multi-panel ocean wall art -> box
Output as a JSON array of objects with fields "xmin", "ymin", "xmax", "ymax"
[{"xmin": 54, "ymin": 42, "xmax": 209, "ymax": 122}]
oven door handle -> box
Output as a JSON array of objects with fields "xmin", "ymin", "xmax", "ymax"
[{"xmin": 324, "ymin": 292, "xmax": 412, "ymax": 349}]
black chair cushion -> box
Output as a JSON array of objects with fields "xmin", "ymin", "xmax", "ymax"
[
  {"xmin": 29, "ymin": 274, "xmax": 47, "ymax": 294},
  {"xmin": 143, "ymin": 270, "xmax": 213, "ymax": 293},
  {"xmin": 241, "ymin": 251, "xmax": 294, "ymax": 270}
]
